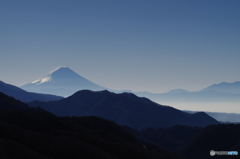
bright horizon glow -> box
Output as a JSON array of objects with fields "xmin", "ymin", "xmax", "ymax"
[{"xmin": 162, "ymin": 101, "xmax": 240, "ymax": 114}]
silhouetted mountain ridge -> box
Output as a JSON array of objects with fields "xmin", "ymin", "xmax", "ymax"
[
  {"xmin": 0, "ymin": 91, "xmax": 182, "ymax": 159},
  {"xmin": 18, "ymin": 67, "xmax": 240, "ymax": 115},
  {"xmin": 201, "ymin": 81, "xmax": 240, "ymax": 94},
  {"xmin": 0, "ymin": 91, "xmax": 238, "ymax": 159},
  {"xmin": 184, "ymin": 110, "xmax": 240, "ymax": 123},
  {"xmin": 0, "ymin": 81, "xmax": 63, "ymax": 102},
  {"xmin": 28, "ymin": 90, "xmax": 219, "ymax": 129}
]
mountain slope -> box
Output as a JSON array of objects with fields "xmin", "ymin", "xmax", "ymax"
[
  {"xmin": 135, "ymin": 89, "xmax": 240, "ymax": 103},
  {"xmin": 19, "ymin": 67, "xmax": 240, "ymax": 113},
  {"xmin": 185, "ymin": 110, "xmax": 240, "ymax": 123},
  {"xmin": 124, "ymin": 125, "xmax": 202, "ymax": 151},
  {"xmin": 21, "ymin": 67, "xmax": 106, "ymax": 97},
  {"xmin": 178, "ymin": 124, "xmax": 240, "ymax": 159},
  {"xmin": 0, "ymin": 81, "xmax": 63, "ymax": 102},
  {"xmin": 28, "ymin": 90, "xmax": 219, "ymax": 129},
  {"xmin": 0, "ymin": 92, "xmax": 181, "ymax": 159},
  {"xmin": 201, "ymin": 81, "xmax": 240, "ymax": 94},
  {"xmin": 0, "ymin": 92, "xmax": 29, "ymax": 110},
  {"xmin": 133, "ymin": 87, "xmax": 240, "ymax": 114}
]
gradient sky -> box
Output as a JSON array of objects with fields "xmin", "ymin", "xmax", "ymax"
[{"xmin": 1, "ymin": 0, "xmax": 240, "ymax": 93}]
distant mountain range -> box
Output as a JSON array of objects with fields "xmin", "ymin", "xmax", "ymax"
[
  {"xmin": 1, "ymin": 79, "xmax": 235, "ymax": 124},
  {"xmin": 0, "ymin": 81, "xmax": 63, "ymax": 102},
  {"xmin": 0, "ymin": 79, "xmax": 226, "ymax": 126},
  {"xmin": 2, "ymin": 66, "xmax": 240, "ymax": 122},
  {"xmin": 131, "ymin": 81, "xmax": 240, "ymax": 103},
  {"xmin": 21, "ymin": 67, "xmax": 105, "ymax": 97},
  {"xmin": 28, "ymin": 90, "xmax": 219, "ymax": 129},
  {"xmin": 134, "ymin": 88, "xmax": 240, "ymax": 104},
  {"xmin": 15, "ymin": 66, "xmax": 240, "ymax": 122},
  {"xmin": 185, "ymin": 110, "xmax": 240, "ymax": 123},
  {"xmin": 20, "ymin": 67, "xmax": 240, "ymax": 104},
  {"xmin": 202, "ymin": 81, "xmax": 240, "ymax": 94}
]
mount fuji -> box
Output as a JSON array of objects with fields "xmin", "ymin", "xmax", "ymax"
[{"xmin": 21, "ymin": 67, "xmax": 106, "ymax": 97}]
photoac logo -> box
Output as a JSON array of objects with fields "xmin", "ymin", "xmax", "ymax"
[
  {"xmin": 210, "ymin": 150, "xmax": 238, "ymax": 156},
  {"xmin": 210, "ymin": 150, "xmax": 215, "ymax": 156}
]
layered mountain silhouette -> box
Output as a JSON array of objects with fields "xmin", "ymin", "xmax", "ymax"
[
  {"xmin": 0, "ymin": 92, "xmax": 181, "ymax": 159},
  {"xmin": 185, "ymin": 110, "xmax": 240, "ymax": 123},
  {"xmin": 28, "ymin": 90, "xmax": 219, "ymax": 129},
  {"xmin": 21, "ymin": 67, "xmax": 106, "ymax": 97},
  {"xmin": 20, "ymin": 67, "xmax": 240, "ymax": 104},
  {"xmin": 0, "ymin": 92, "xmax": 238, "ymax": 159},
  {"xmin": 19, "ymin": 66, "xmax": 240, "ymax": 121},
  {"xmin": 0, "ymin": 81, "xmax": 63, "ymax": 102},
  {"xmin": 201, "ymin": 81, "xmax": 240, "ymax": 94},
  {"xmin": 0, "ymin": 92, "xmax": 29, "ymax": 110},
  {"xmin": 133, "ymin": 84, "xmax": 240, "ymax": 116},
  {"xmin": 136, "ymin": 89, "xmax": 240, "ymax": 103}
]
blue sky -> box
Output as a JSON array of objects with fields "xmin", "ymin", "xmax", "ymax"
[{"xmin": 1, "ymin": 0, "xmax": 240, "ymax": 93}]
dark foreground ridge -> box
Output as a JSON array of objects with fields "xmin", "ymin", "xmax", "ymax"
[
  {"xmin": 178, "ymin": 124, "xmax": 240, "ymax": 159},
  {"xmin": 1, "ymin": 92, "xmax": 240, "ymax": 159},
  {"xmin": 29, "ymin": 90, "xmax": 219, "ymax": 129},
  {"xmin": 0, "ymin": 92, "xmax": 182, "ymax": 159}
]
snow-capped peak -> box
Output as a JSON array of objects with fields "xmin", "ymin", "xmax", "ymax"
[
  {"xmin": 49, "ymin": 66, "xmax": 69, "ymax": 74},
  {"xmin": 30, "ymin": 67, "xmax": 79, "ymax": 85},
  {"xmin": 21, "ymin": 66, "xmax": 106, "ymax": 97},
  {"xmin": 32, "ymin": 76, "xmax": 52, "ymax": 84}
]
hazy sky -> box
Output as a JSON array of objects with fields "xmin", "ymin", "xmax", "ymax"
[{"xmin": 1, "ymin": 0, "xmax": 240, "ymax": 93}]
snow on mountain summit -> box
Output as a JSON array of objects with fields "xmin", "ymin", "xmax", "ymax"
[
  {"xmin": 31, "ymin": 67, "xmax": 84, "ymax": 84},
  {"xmin": 32, "ymin": 76, "xmax": 52, "ymax": 84},
  {"xmin": 31, "ymin": 67, "xmax": 75, "ymax": 85},
  {"xmin": 21, "ymin": 67, "xmax": 106, "ymax": 97}
]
